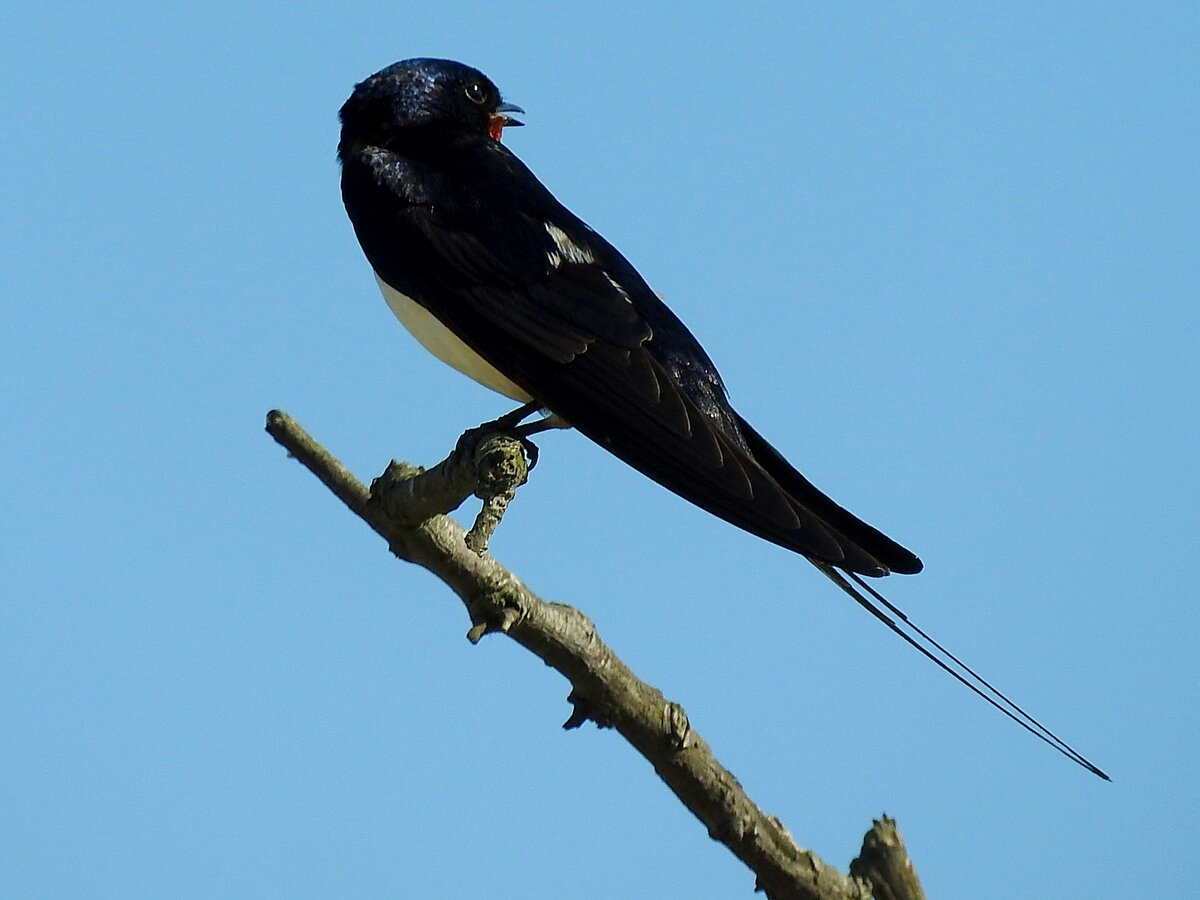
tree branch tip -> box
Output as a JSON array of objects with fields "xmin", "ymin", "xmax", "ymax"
[
  {"xmin": 563, "ymin": 691, "xmax": 614, "ymax": 731},
  {"xmin": 850, "ymin": 815, "xmax": 926, "ymax": 900},
  {"xmin": 562, "ymin": 706, "xmax": 589, "ymax": 730},
  {"xmin": 563, "ymin": 690, "xmax": 593, "ymax": 730},
  {"xmin": 464, "ymin": 605, "xmax": 521, "ymax": 644},
  {"xmin": 264, "ymin": 410, "xmax": 293, "ymax": 442}
]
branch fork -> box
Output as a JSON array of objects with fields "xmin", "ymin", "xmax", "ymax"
[
  {"xmin": 369, "ymin": 418, "xmax": 532, "ymax": 554},
  {"xmin": 265, "ymin": 409, "xmax": 925, "ymax": 900}
]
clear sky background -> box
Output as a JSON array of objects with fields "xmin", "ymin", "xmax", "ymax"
[{"xmin": 3, "ymin": 2, "xmax": 1196, "ymax": 897}]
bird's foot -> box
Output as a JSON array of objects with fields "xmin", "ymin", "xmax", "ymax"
[
  {"xmin": 482, "ymin": 404, "xmax": 570, "ymax": 473},
  {"xmin": 490, "ymin": 400, "xmax": 542, "ymax": 431},
  {"xmin": 452, "ymin": 404, "xmax": 571, "ymax": 553}
]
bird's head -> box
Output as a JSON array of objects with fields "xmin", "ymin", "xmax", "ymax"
[{"xmin": 338, "ymin": 58, "xmax": 523, "ymax": 156}]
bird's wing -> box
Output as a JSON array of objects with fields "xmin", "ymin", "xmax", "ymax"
[
  {"xmin": 347, "ymin": 155, "xmax": 914, "ymax": 573},
  {"xmin": 416, "ymin": 212, "xmax": 653, "ymax": 362}
]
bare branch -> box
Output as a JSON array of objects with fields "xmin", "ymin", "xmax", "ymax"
[
  {"xmin": 265, "ymin": 409, "xmax": 922, "ymax": 899},
  {"xmin": 850, "ymin": 817, "xmax": 927, "ymax": 900}
]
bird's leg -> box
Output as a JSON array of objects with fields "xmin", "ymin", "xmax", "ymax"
[
  {"xmin": 513, "ymin": 412, "xmax": 571, "ymax": 437},
  {"xmin": 511, "ymin": 412, "xmax": 571, "ymax": 471},
  {"xmin": 453, "ymin": 404, "xmax": 570, "ymax": 555},
  {"xmin": 477, "ymin": 403, "xmax": 570, "ymax": 472},
  {"xmin": 490, "ymin": 400, "xmax": 543, "ymax": 431},
  {"xmin": 468, "ymin": 401, "xmax": 545, "ymax": 470}
]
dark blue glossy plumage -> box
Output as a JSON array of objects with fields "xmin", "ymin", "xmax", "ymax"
[
  {"xmin": 338, "ymin": 58, "xmax": 922, "ymax": 576},
  {"xmin": 335, "ymin": 58, "xmax": 1111, "ymax": 779}
]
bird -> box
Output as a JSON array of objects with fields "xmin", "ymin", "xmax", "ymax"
[{"xmin": 337, "ymin": 57, "xmax": 1107, "ymax": 780}]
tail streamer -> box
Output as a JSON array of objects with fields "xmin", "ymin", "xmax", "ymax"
[{"xmin": 814, "ymin": 563, "xmax": 1109, "ymax": 781}]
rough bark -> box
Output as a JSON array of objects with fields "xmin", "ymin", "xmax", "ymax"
[
  {"xmin": 850, "ymin": 816, "xmax": 927, "ymax": 900},
  {"xmin": 265, "ymin": 409, "xmax": 924, "ymax": 900}
]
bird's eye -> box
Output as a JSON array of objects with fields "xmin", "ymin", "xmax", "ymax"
[{"xmin": 464, "ymin": 82, "xmax": 488, "ymax": 105}]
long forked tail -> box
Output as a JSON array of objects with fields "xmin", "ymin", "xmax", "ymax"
[{"xmin": 813, "ymin": 562, "xmax": 1110, "ymax": 781}]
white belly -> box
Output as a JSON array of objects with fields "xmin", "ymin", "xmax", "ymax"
[{"xmin": 375, "ymin": 273, "xmax": 532, "ymax": 402}]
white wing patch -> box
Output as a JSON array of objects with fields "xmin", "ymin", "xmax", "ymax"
[
  {"xmin": 544, "ymin": 222, "xmax": 595, "ymax": 268},
  {"xmin": 604, "ymin": 272, "xmax": 634, "ymax": 305},
  {"xmin": 375, "ymin": 273, "xmax": 533, "ymax": 402},
  {"xmin": 543, "ymin": 223, "xmax": 634, "ymax": 307}
]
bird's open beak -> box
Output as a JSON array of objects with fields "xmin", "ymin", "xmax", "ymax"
[{"xmin": 489, "ymin": 102, "xmax": 525, "ymax": 141}]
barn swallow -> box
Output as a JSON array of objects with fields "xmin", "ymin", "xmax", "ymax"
[{"xmin": 337, "ymin": 58, "xmax": 1106, "ymax": 779}]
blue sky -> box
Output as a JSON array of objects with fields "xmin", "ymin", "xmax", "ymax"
[{"xmin": 3, "ymin": 2, "xmax": 1196, "ymax": 897}]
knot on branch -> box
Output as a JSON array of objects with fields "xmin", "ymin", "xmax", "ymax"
[
  {"xmin": 367, "ymin": 422, "xmax": 531, "ymax": 553},
  {"xmin": 464, "ymin": 433, "xmax": 528, "ymax": 555},
  {"xmin": 465, "ymin": 593, "xmax": 525, "ymax": 644},
  {"xmin": 563, "ymin": 689, "xmax": 613, "ymax": 731},
  {"xmin": 662, "ymin": 701, "xmax": 693, "ymax": 751}
]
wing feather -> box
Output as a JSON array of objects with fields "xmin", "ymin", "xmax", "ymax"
[{"xmin": 342, "ymin": 145, "xmax": 919, "ymax": 573}]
